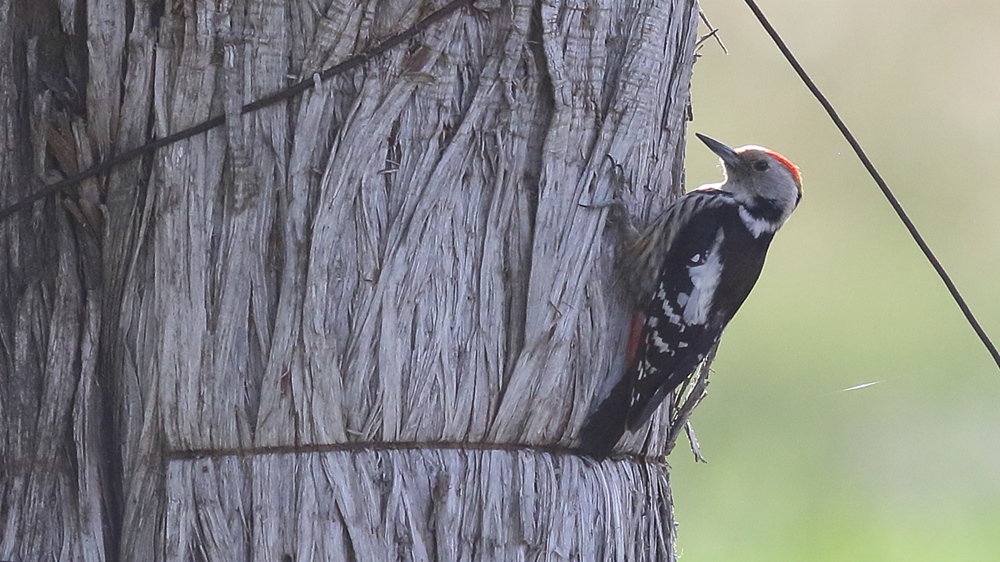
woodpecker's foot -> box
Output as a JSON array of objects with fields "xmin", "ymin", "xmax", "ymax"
[
  {"xmin": 579, "ymin": 194, "xmax": 626, "ymax": 215},
  {"xmin": 580, "ymin": 196, "xmax": 637, "ymax": 246},
  {"xmin": 577, "ymin": 155, "xmax": 638, "ymax": 237}
]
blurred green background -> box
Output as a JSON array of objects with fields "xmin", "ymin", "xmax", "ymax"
[{"xmin": 673, "ymin": 0, "xmax": 1000, "ymax": 560}]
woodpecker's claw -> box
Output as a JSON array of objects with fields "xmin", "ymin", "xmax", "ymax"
[
  {"xmin": 579, "ymin": 196, "xmax": 630, "ymax": 232},
  {"xmin": 579, "ymin": 154, "xmax": 635, "ymax": 231},
  {"xmin": 604, "ymin": 153, "xmax": 625, "ymax": 176}
]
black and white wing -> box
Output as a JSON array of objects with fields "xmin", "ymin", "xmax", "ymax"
[{"xmin": 580, "ymin": 189, "xmax": 768, "ymax": 456}]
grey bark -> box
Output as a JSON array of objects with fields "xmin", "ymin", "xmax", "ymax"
[{"xmin": 0, "ymin": 0, "xmax": 700, "ymax": 560}]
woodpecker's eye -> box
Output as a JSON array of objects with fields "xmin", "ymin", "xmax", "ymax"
[{"xmin": 751, "ymin": 160, "xmax": 770, "ymax": 172}]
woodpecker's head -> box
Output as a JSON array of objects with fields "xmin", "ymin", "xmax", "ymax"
[{"xmin": 696, "ymin": 133, "xmax": 802, "ymax": 226}]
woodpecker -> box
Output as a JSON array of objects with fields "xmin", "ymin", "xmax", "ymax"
[{"xmin": 579, "ymin": 133, "xmax": 802, "ymax": 457}]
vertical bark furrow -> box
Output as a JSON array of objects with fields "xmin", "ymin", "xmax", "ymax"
[{"xmin": 1, "ymin": 1, "xmax": 698, "ymax": 559}]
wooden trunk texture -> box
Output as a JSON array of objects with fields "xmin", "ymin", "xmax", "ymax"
[{"xmin": 0, "ymin": 0, "xmax": 700, "ymax": 559}]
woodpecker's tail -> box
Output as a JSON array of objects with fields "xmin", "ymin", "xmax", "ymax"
[{"xmin": 577, "ymin": 378, "xmax": 632, "ymax": 458}]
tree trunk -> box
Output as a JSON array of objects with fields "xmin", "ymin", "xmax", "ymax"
[{"xmin": 0, "ymin": 0, "xmax": 700, "ymax": 559}]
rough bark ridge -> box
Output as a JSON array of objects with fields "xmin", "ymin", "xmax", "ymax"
[{"xmin": 0, "ymin": 0, "xmax": 700, "ymax": 559}]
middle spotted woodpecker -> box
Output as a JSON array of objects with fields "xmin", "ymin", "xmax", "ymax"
[{"xmin": 579, "ymin": 133, "xmax": 803, "ymax": 457}]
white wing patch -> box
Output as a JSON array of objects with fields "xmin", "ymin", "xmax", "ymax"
[
  {"xmin": 682, "ymin": 229, "xmax": 725, "ymax": 325},
  {"xmin": 624, "ymin": 189, "xmax": 736, "ymax": 300},
  {"xmin": 661, "ymin": 299, "xmax": 682, "ymax": 327},
  {"xmin": 651, "ymin": 333, "xmax": 673, "ymax": 355}
]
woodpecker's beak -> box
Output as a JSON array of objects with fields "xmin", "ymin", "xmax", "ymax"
[{"xmin": 696, "ymin": 133, "xmax": 741, "ymax": 169}]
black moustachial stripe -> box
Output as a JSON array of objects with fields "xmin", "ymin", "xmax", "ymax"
[{"xmin": 745, "ymin": 197, "xmax": 786, "ymax": 223}]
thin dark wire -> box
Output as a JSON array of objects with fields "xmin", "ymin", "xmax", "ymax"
[
  {"xmin": 743, "ymin": 0, "xmax": 1000, "ymax": 370},
  {"xmin": 0, "ymin": 0, "xmax": 473, "ymax": 222}
]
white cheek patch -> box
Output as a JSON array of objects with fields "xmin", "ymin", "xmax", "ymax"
[
  {"xmin": 739, "ymin": 206, "xmax": 780, "ymax": 238},
  {"xmin": 683, "ymin": 230, "xmax": 725, "ymax": 325}
]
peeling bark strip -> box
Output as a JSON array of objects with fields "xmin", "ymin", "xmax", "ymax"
[{"xmin": 0, "ymin": 0, "xmax": 699, "ymax": 560}]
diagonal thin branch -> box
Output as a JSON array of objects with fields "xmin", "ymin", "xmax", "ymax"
[{"xmin": 743, "ymin": 0, "xmax": 1000, "ymax": 371}]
